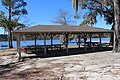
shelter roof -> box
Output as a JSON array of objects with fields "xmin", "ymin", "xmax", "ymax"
[{"xmin": 13, "ymin": 25, "xmax": 114, "ymax": 34}]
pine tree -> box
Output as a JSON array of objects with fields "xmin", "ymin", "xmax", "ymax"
[{"xmin": 0, "ymin": 0, "xmax": 27, "ymax": 48}]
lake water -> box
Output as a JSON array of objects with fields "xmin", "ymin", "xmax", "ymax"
[{"xmin": 0, "ymin": 38, "xmax": 110, "ymax": 49}]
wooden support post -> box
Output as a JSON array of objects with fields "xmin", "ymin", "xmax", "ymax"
[
  {"xmin": 43, "ymin": 33, "xmax": 47, "ymax": 55},
  {"xmin": 85, "ymin": 43, "xmax": 86, "ymax": 51},
  {"xmin": 84, "ymin": 34, "xmax": 87, "ymax": 51},
  {"xmin": 65, "ymin": 33, "xmax": 69, "ymax": 53},
  {"xmin": 78, "ymin": 35, "xmax": 81, "ymax": 48},
  {"xmin": 50, "ymin": 34, "xmax": 53, "ymax": 50},
  {"xmin": 91, "ymin": 34, "xmax": 95, "ymax": 51},
  {"xmin": 90, "ymin": 34, "xmax": 92, "ymax": 47},
  {"xmin": 17, "ymin": 34, "xmax": 21, "ymax": 61},
  {"xmin": 99, "ymin": 33, "xmax": 102, "ymax": 50},
  {"xmin": 34, "ymin": 35, "xmax": 37, "ymax": 51},
  {"xmin": 34, "ymin": 35, "xmax": 37, "ymax": 46}
]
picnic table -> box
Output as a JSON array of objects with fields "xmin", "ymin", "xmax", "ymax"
[
  {"xmin": 85, "ymin": 42, "xmax": 110, "ymax": 47},
  {"xmin": 22, "ymin": 44, "xmax": 64, "ymax": 54}
]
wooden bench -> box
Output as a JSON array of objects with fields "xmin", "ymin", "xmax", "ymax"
[
  {"xmin": 101, "ymin": 43, "xmax": 110, "ymax": 47},
  {"xmin": 82, "ymin": 42, "xmax": 99, "ymax": 47},
  {"xmin": 22, "ymin": 44, "xmax": 64, "ymax": 54}
]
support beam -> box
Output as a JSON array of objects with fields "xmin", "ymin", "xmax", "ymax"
[
  {"xmin": 84, "ymin": 34, "xmax": 87, "ymax": 51},
  {"xmin": 43, "ymin": 33, "xmax": 47, "ymax": 55},
  {"xmin": 65, "ymin": 33, "xmax": 69, "ymax": 53},
  {"xmin": 34, "ymin": 35, "xmax": 37, "ymax": 51},
  {"xmin": 89, "ymin": 34, "xmax": 95, "ymax": 51},
  {"xmin": 99, "ymin": 33, "xmax": 102, "ymax": 50},
  {"xmin": 50, "ymin": 34, "xmax": 53, "ymax": 50},
  {"xmin": 17, "ymin": 34, "xmax": 21, "ymax": 61},
  {"xmin": 34, "ymin": 35, "xmax": 37, "ymax": 47},
  {"xmin": 90, "ymin": 34, "xmax": 92, "ymax": 47},
  {"xmin": 78, "ymin": 35, "xmax": 81, "ymax": 48}
]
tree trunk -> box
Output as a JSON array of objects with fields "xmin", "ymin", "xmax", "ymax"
[
  {"xmin": 113, "ymin": 0, "xmax": 120, "ymax": 53},
  {"xmin": 8, "ymin": 0, "xmax": 13, "ymax": 48},
  {"xmin": 8, "ymin": 29, "xmax": 13, "ymax": 48}
]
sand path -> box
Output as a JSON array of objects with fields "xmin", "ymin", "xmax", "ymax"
[{"xmin": 0, "ymin": 49, "xmax": 120, "ymax": 80}]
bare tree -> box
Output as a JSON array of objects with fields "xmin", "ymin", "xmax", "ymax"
[{"xmin": 51, "ymin": 9, "xmax": 75, "ymax": 25}]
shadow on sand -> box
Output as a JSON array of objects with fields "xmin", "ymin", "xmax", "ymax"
[{"xmin": 22, "ymin": 47, "xmax": 113, "ymax": 59}]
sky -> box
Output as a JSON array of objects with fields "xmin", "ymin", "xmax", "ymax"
[{"xmin": 0, "ymin": 0, "xmax": 111, "ymax": 34}]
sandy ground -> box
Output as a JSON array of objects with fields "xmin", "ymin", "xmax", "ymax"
[{"xmin": 0, "ymin": 49, "xmax": 120, "ymax": 80}]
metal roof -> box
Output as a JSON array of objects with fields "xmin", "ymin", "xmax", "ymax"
[{"xmin": 13, "ymin": 25, "xmax": 114, "ymax": 34}]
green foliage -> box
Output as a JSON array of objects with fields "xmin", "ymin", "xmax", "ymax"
[
  {"xmin": 0, "ymin": 12, "xmax": 25, "ymax": 31},
  {"xmin": 0, "ymin": 0, "xmax": 27, "ymax": 31},
  {"xmin": 1, "ymin": 0, "xmax": 27, "ymax": 16},
  {"xmin": 0, "ymin": 0, "xmax": 28, "ymax": 48},
  {"xmin": 0, "ymin": 34, "xmax": 8, "ymax": 41},
  {"xmin": 77, "ymin": 0, "xmax": 114, "ymax": 26}
]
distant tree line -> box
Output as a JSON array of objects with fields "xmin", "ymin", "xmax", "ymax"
[
  {"xmin": 0, "ymin": 34, "xmax": 17, "ymax": 41},
  {"xmin": 0, "ymin": 34, "xmax": 8, "ymax": 41}
]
